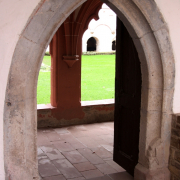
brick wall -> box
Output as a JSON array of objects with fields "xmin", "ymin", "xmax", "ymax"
[{"xmin": 169, "ymin": 114, "xmax": 180, "ymax": 179}]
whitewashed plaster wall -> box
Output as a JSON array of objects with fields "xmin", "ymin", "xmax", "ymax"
[
  {"xmin": 82, "ymin": 4, "xmax": 116, "ymax": 52},
  {"xmin": 0, "ymin": 0, "xmax": 180, "ymax": 179},
  {"xmin": 82, "ymin": 25, "xmax": 115, "ymax": 52},
  {"xmin": 154, "ymin": 0, "xmax": 180, "ymax": 114},
  {"xmin": 0, "ymin": 0, "xmax": 41, "ymax": 179}
]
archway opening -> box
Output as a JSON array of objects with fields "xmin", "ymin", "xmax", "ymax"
[
  {"xmin": 87, "ymin": 37, "xmax": 97, "ymax": 51},
  {"xmin": 3, "ymin": 0, "xmax": 174, "ymax": 179},
  {"xmin": 112, "ymin": 40, "xmax": 116, "ymax": 50},
  {"xmin": 81, "ymin": 3, "xmax": 116, "ymax": 103},
  {"xmin": 37, "ymin": 1, "xmax": 139, "ymax": 178},
  {"xmin": 37, "ymin": 2, "xmax": 120, "ymax": 179}
]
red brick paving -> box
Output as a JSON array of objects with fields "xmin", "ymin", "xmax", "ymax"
[{"xmin": 38, "ymin": 122, "xmax": 133, "ymax": 180}]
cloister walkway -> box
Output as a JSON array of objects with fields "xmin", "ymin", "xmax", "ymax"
[{"xmin": 37, "ymin": 122, "xmax": 133, "ymax": 180}]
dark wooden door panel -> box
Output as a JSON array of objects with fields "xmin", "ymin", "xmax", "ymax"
[{"xmin": 114, "ymin": 17, "xmax": 142, "ymax": 176}]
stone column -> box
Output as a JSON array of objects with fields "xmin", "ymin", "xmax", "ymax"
[{"xmin": 50, "ymin": 25, "xmax": 83, "ymax": 120}]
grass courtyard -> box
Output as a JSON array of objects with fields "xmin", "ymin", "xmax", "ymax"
[{"xmin": 37, "ymin": 54, "xmax": 115, "ymax": 104}]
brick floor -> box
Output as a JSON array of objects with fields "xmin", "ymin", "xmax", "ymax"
[{"xmin": 38, "ymin": 122, "xmax": 133, "ymax": 180}]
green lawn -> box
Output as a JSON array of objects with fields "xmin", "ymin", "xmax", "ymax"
[
  {"xmin": 37, "ymin": 71, "xmax": 51, "ymax": 104},
  {"xmin": 42, "ymin": 55, "xmax": 51, "ymax": 66},
  {"xmin": 37, "ymin": 55, "xmax": 115, "ymax": 104},
  {"xmin": 81, "ymin": 55, "xmax": 115, "ymax": 101}
]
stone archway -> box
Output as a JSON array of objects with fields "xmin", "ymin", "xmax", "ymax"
[{"xmin": 3, "ymin": 0, "xmax": 174, "ymax": 179}]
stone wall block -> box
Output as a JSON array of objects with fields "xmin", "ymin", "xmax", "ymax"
[
  {"xmin": 162, "ymin": 50, "xmax": 174, "ymax": 90},
  {"xmin": 39, "ymin": 0, "xmax": 63, "ymax": 13},
  {"xmin": 174, "ymin": 151, "xmax": 180, "ymax": 163},
  {"xmin": 37, "ymin": 104, "xmax": 114, "ymax": 128},
  {"xmin": 170, "ymin": 147, "xmax": 175, "ymax": 159},
  {"xmin": 35, "ymin": 0, "xmax": 88, "ymax": 51},
  {"xmin": 116, "ymin": 0, "xmax": 152, "ymax": 38},
  {"xmin": 176, "ymin": 124, "xmax": 180, "ymax": 130},
  {"xmin": 154, "ymin": 27, "xmax": 175, "ymax": 90},
  {"xmin": 133, "ymin": 0, "xmax": 166, "ymax": 32},
  {"xmin": 171, "ymin": 175, "xmax": 180, "ymax": 180},
  {"xmin": 138, "ymin": 111, "xmax": 171, "ymax": 169},
  {"xmin": 135, "ymin": 163, "xmax": 170, "ymax": 180},
  {"xmin": 138, "ymin": 110, "xmax": 149, "ymax": 167},
  {"xmin": 36, "ymin": 10, "xmax": 66, "ymax": 46},
  {"xmin": 140, "ymin": 33, "xmax": 163, "ymax": 89},
  {"xmin": 146, "ymin": 111, "xmax": 161, "ymax": 146},
  {"xmin": 7, "ymin": 38, "xmax": 44, "ymax": 102},
  {"xmin": 169, "ymin": 165, "xmax": 180, "ymax": 179},
  {"xmin": 4, "ymin": 99, "xmax": 39, "ymax": 180},
  {"xmin": 4, "ymin": 100, "xmax": 26, "ymax": 163},
  {"xmin": 134, "ymin": 163, "xmax": 148, "ymax": 180},
  {"xmin": 103, "ymin": 0, "xmax": 152, "ymax": 39},
  {"xmin": 57, "ymin": 0, "xmax": 86, "ymax": 17},
  {"xmin": 140, "ymin": 88, "xmax": 148, "ymax": 112},
  {"xmin": 141, "ymin": 88, "xmax": 163, "ymax": 112},
  {"xmin": 154, "ymin": 26, "xmax": 172, "ymax": 55},
  {"xmin": 24, "ymin": 98, "xmax": 37, "ymax": 163},
  {"xmin": 147, "ymin": 139, "xmax": 165, "ymax": 170},
  {"xmin": 172, "ymin": 115, "xmax": 177, "ymax": 128},
  {"xmin": 161, "ymin": 113, "xmax": 172, "ymax": 140},
  {"xmin": 170, "ymin": 137, "xmax": 180, "ymax": 149},
  {"xmin": 23, "ymin": 0, "xmax": 67, "ymax": 43},
  {"xmin": 133, "ymin": 38, "xmax": 149, "ymax": 89},
  {"xmin": 177, "ymin": 116, "xmax": 180, "ymax": 124},
  {"xmin": 172, "ymin": 128, "xmax": 180, "ymax": 137},
  {"xmin": 169, "ymin": 114, "xmax": 180, "ymax": 179},
  {"xmin": 174, "ymin": 161, "xmax": 180, "ymax": 170},
  {"xmin": 138, "ymin": 110, "xmax": 163, "ymax": 168},
  {"xmin": 162, "ymin": 89, "xmax": 174, "ymax": 113},
  {"xmin": 160, "ymin": 114, "xmax": 172, "ymax": 165}
]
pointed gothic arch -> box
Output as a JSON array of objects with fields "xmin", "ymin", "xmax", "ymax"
[{"xmin": 3, "ymin": 0, "xmax": 174, "ymax": 179}]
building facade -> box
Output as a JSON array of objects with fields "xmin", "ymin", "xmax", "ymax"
[{"xmin": 82, "ymin": 4, "xmax": 116, "ymax": 53}]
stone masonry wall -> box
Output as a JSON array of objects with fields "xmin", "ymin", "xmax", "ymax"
[
  {"xmin": 37, "ymin": 103, "xmax": 114, "ymax": 128},
  {"xmin": 169, "ymin": 114, "xmax": 180, "ymax": 179}
]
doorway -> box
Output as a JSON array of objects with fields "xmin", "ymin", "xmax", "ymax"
[
  {"xmin": 4, "ymin": 0, "xmax": 174, "ymax": 179},
  {"xmin": 87, "ymin": 37, "xmax": 97, "ymax": 51},
  {"xmin": 112, "ymin": 40, "xmax": 116, "ymax": 50}
]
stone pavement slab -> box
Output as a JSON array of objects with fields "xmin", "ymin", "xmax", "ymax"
[
  {"xmin": 54, "ymin": 141, "xmax": 75, "ymax": 152},
  {"xmin": 52, "ymin": 159, "xmax": 82, "ymax": 179},
  {"xmin": 43, "ymin": 175, "xmax": 66, "ymax": 180},
  {"xmin": 81, "ymin": 169, "xmax": 103, "ymax": 179},
  {"xmin": 38, "ymin": 122, "xmax": 133, "ymax": 180},
  {"xmin": 78, "ymin": 148, "xmax": 104, "ymax": 165},
  {"xmin": 108, "ymin": 172, "xmax": 133, "ymax": 180},
  {"xmin": 73, "ymin": 162, "xmax": 96, "ymax": 172},
  {"xmin": 62, "ymin": 150, "xmax": 88, "ymax": 164},
  {"xmin": 95, "ymin": 163, "xmax": 117, "ymax": 174},
  {"xmin": 38, "ymin": 158, "xmax": 61, "ymax": 177}
]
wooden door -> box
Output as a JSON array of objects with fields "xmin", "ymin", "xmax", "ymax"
[{"xmin": 113, "ymin": 18, "xmax": 142, "ymax": 176}]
